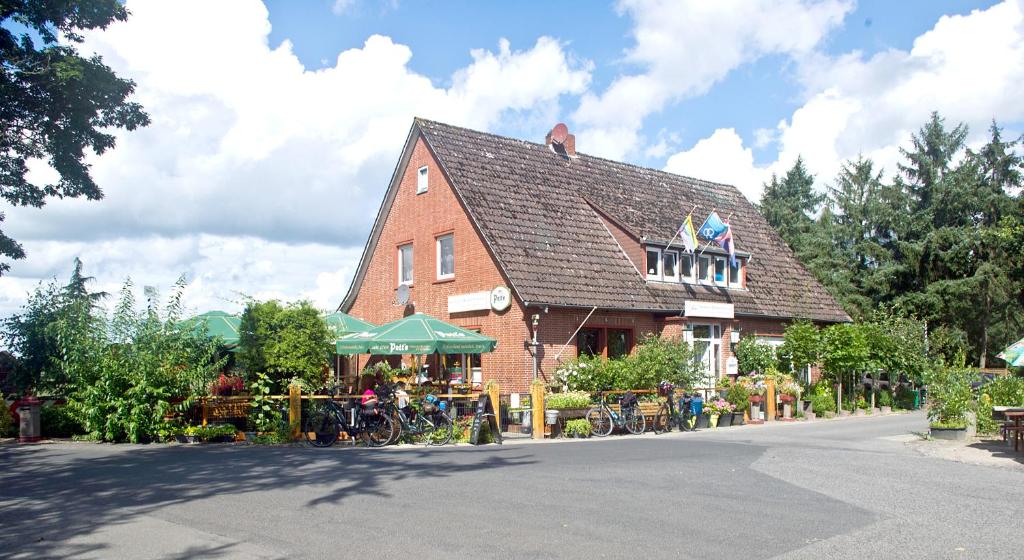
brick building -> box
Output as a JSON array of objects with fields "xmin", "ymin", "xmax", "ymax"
[{"xmin": 340, "ymin": 119, "xmax": 849, "ymax": 396}]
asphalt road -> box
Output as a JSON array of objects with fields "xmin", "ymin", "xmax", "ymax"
[{"xmin": 2, "ymin": 412, "xmax": 1022, "ymax": 559}]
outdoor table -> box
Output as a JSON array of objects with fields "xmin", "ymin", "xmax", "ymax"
[{"xmin": 996, "ymin": 407, "xmax": 1024, "ymax": 452}]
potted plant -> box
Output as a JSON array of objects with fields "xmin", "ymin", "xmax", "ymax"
[
  {"xmin": 721, "ymin": 378, "xmax": 748, "ymax": 426},
  {"xmin": 181, "ymin": 425, "xmax": 201, "ymax": 444},
  {"xmin": 694, "ymin": 411, "xmax": 711, "ymax": 429},
  {"xmin": 854, "ymin": 395, "xmax": 868, "ymax": 416},
  {"xmin": 738, "ymin": 373, "xmax": 767, "ymax": 422},
  {"xmin": 706, "ymin": 398, "xmax": 735, "ymax": 427},
  {"xmin": 776, "ymin": 375, "xmax": 801, "ymax": 420},
  {"xmin": 545, "ymin": 391, "xmax": 592, "ymax": 419},
  {"xmin": 927, "ymin": 366, "xmax": 972, "ymax": 441},
  {"xmin": 878, "ymin": 389, "xmax": 894, "ymax": 414},
  {"xmin": 564, "ymin": 418, "xmax": 592, "ymax": 439}
]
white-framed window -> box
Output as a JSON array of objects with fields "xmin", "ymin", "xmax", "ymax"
[
  {"xmin": 679, "ymin": 253, "xmax": 694, "ymax": 283},
  {"xmin": 645, "ymin": 247, "xmax": 662, "ymax": 280},
  {"xmin": 714, "ymin": 256, "xmax": 728, "ymax": 286},
  {"xmin": 416, "ymin": 166, "xmax": 428, "ymax": 194},
  {"xmin": 697, "ymin": 255, "xmax": 712, "ymax": 284},
  {"xmin": 436, "ymin": 234, "xmax": 454, "ymax": 279},
  {"xmin": 663, "ymin": 250, "xmax": 678, "ymax": 282},
  {"xmin": 729, "ymin": 258, "xmax": 743, "ymax": 288},
  {"xmin": 398, "ymin": 243, "xmax": 414, "ymax": 285}
]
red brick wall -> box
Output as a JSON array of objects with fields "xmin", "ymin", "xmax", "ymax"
[{"xmin": 347, "ymin": 137, "xmax": 535, "ymax": 393}]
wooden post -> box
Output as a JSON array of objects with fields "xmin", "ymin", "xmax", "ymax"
[
  {"xmin": 202, "ymin": 398, "xmax": 209, "ymax": 427},
  {"xmin": 530, "ymin": 380, "xmax": 545, "ymax": 440},
  {"xmin": 766, "ymin": 379, "xmax": 776, "ymax": 421},
  {"xmin": 487, "ymin": 380, "xmax": 500, "ymax": 432},
  {"xmin": 836, "ymin": 382, "xmax": 842, "ymax": 414},
  {"xmin": 289, "ymin": 383, "xmax": 301, "ymax": 441}
]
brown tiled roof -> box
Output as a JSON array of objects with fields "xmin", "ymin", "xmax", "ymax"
[{"xmin": 346, "ymin": 119, "xmax": 850, "ymax": 323}]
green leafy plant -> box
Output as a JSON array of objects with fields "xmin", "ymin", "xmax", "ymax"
[
  {"xmin": 0, "ymin": 399, "xmax": 14, "ymax": 437},
  {"xmin": 721, "ymin": 378, "xmax": 749, "ymax": 410},
  {"xmin": 237, "ymin": 300, "xmax": 332, "ymax": 393},
  {"xmin": 545, "ymin": 391, "xmax": 591, "ymax": 409},
  {"xmin": 555, "ymin": 336, "xmax": 701, "ymax": 392},
  {"xmin": 878, "ymin": 390, "xmax": 894, "ymax": 408},
  {"xmin": 563, "ymin": 418, "xmax": 592, "ymax": 437},
  {"xmin": 40, "ymin": 404, "xmax": 85, "ymax": 438},
  {"xmin": 247, "ymin": 372, "xmax": 281, "ymax": 433},
  {"xmin": 925, "ymin": 365, "xmax": 973, "ymax": 429},
  {"xmin": 895, "ymin": 385, "xmax": 917, "ymax": 410},
  {"xmin": 735, "ymin": 337, "xmax": 779, "ymax": 375}
]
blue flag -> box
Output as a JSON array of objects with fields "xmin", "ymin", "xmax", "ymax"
[{"xmin": 697, "ymin": 212, "xmax": 728, "ymax": 240}]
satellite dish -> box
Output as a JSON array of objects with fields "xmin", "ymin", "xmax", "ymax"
[
  {"xmin": 395, "ymin": 284, "xmax": 410, "ymax": 306},
  {"xmin": 550, "ymin": 123, "xmax": 569, "ymax": 145}
]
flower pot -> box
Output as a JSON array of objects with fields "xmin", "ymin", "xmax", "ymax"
[
  {"xmin": 557, "ymin": 408, "xmax": 588, "ymax": 419},
  {"xmin": 717, "ymin": 413, "xmax": 733, "ymax": 427},
  {"xmin": 930, "ymin": 426, "xmax": 967, "ymax": 441},
  {"xmin": 880, "ymin": 406, "xmax": 892, "ymax": 414},
  {"xmin": 694, "ymin": 414, "xmax": 710, "ymax": 429},
  {"xmin": 174, "ymin": 435, "xmax": 189, "ymax": 443},
  {"xmin": 732, "ymin": 411, "xmax": 745, "ymax": 426},
  {"xmin": 709, "ymin": 414, "xmax": 719, "ymax": 427},
  {"xmin": 244, "ymin": 431, "xmax": 256, "ymax": 442},
  {"xmin": 749, "ymin": 395, "xmax": 763, "ymax": 404},
  {"xmin": 779, "ymin": 394, "xmax": 795, "ymax": 404}
]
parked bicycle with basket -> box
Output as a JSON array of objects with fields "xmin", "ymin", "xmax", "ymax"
[
  {"xmin": 586, "ymin": 390, "xmax": 646, "ymax": 436},
  {"xmin": 303, "ymin": 386, "xmax": 396, "ymax": 448}
]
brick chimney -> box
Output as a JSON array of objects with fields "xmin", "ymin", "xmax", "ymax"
[{"xmin": 545, "ymin": 123, "xmax": 577, "ymax": 158}]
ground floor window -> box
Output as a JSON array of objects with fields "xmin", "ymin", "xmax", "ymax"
[{"xmin": 577, "ymin": 327, "xmax": 634, "ymax": 359}]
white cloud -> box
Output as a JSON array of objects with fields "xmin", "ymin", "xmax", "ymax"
[
  {"xmin": 332, "ymin": 0, "xmax": 356, "ymax": 15},
  {"xmin": 573, "ymin": 0, "xmax": 852, "ymax": 160},
  {"xmin": 664, "ymin": 128, "xmax": 766, "ymax": 201},
  {"xmin": 2, "ymin": 0, "xmax": 590, "ymax": 317},
  {"xmin": 662, "ymin": 0, "xmax": 1024, "ymax": 203}
]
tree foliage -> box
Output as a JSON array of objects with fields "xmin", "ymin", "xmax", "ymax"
[
  {"xmin": 555, "ymin": 335, "xmax": 702, "ymax": 392},
  {"xmin": 1, "ymin": 1, "xmax": 149, "ymax": 273},
  {"xmin": 734, "ymin": 336, "xmax": 778, "ymax": 375},
  {"xmin": 237, "ymin": 300, "xmax": 332, "ymax": 392},
  {"xmin": 767, "ymin": 113, "xmax": 1024, "ymax": 367}
]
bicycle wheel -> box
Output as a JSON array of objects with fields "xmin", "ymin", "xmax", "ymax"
[
  {"xmin": 386, "ymin": 409, "xmax": 404, "ymax": 445},
  {"xmin": 652, "ymin": 403, "xmax": 670, "ymax": 434},
  {"xmin": 586, "ymin": 407, "xmax": 613, "ymax": 437},
  {"xmin": 365, "ymin": 413, "xmax": 396, "ymax": 447},
  {"xmin": 625, "ymin": 407, "xmax": 646, "ymax": 435},
  {"xmin": 303, "ymin": 403, "xmax": 339, "ymax": 447},
  {"xmin": 426, "ymin": 412, "xmax": 454, "ymax": 446}
]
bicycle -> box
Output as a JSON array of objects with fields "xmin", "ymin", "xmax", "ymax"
[
  {"xmin": 381, "ymin": 389, "xmax": 454, "ymax": 446},
  {"xmin": 303, "ymin": 390, "xmax": 396, "ymax": 448},
  {"xmin": 652, "ymin": 382, "xmax": 694, "ymax": 434},
  {"xmin": 586, "ymin": 391, "xmax": 646, "ymax": 437}
]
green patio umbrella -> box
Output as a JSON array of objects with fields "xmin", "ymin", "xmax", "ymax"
[
  {"xmin": 184, "ymin": 311, "xmax": 241, "ymax": 349},
  {"xmin": 335, "ymin": 312, "xmax": 497, "ymax": 355},
  {"xmin": 323, "ymin": 311, "xmax": 375, "ymax": 340}
]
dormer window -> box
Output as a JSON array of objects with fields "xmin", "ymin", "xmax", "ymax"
[
  {"xmin": 697, "ymin": 255, "xmax": 712, "ymax": 284},
  {"xmin": 645, "ymin": 248, "xmax": 662, "ymax": 280},
  {"xmin": 729, "ymin": 259, "xmax": 743, "ymax": 288},
  {"xmin": 663, "ymin": 251, "xmax": 678, "ymax": 282},
  {"xmin": 714, "ymin": 256, "xmax": 728, "ymax": 286}
]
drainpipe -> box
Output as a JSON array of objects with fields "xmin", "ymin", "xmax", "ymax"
[{"xmin": 530, "ymin": 313, "xmax": 540, "ymax": 381}]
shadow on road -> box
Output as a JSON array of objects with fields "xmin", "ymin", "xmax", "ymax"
[{"xmin": 0, "ymin": 443, "xmax": 536, "ymax": 559}]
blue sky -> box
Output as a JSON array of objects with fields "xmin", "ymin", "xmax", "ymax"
[{"xmin": 1, "ymin": 0, "xmax": 1021, "ymax": 317}]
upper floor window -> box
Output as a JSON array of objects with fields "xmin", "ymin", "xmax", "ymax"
[
  {"xmin": 729, "ymin": 259, "xmax": 743, "ymax": 288},
  {"xmin": 436, "ymin": 234, "xmax": 454, "ymax": 279},
  {"xmin": 645, "ymin": 248, "xmax": 662, "ymax": 280},
  {"xmin": 663, "ymin": 251, "xmax": 678, "ymax": 282},
  {"xmin": 679, "ymin": 253, "xmax": 694, "ymax": 282},
  {"xmin": 416, "ymin": 166, "xmax": 429, "ymax": 194},
  {"xmin": 697, "ymin": 255, "xmax": 712, "ymax": 284},
  {"xmin": 398, "ymin": 243, "xmax": 414, "ymax": 285},
  {"xmin": 714, "ymin": 256, "xmax": 728, "ymax": 286}
]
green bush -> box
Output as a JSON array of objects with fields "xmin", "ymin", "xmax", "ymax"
[
  {"xmin": 555, "ymin": 336, "xmax": 702, "ymax": 392},
  {"xmin": 41, "ymin": 405, "xmax": 86, "ymax": 438},
  {"xmin": 0, "ymin": 400, "xmax": 14, "ymax": 437},
  {"xmin": 734, "ymin": 337, "xmax": 778, "ymax": 374},
  {"xmin": 926, "ymin": 366, "xmax": 972, "ymax": 428},
  {"xmin": 976, "ymin": 376, "xmax": 1024, "ymax": 435},
  {"xmin": 723, "ymin": 379, "xmax": 749, "ymax": 410},
  {"xmin": 895, "ymin": 385, "xmax": 917, "ymax": 409},
  {"xmin": 877, "ymin": 390, "xmax": 894, "ymax": 407},
  {"xmin": 545, "ymin": 391, "xmax": 591, "ymax": 409},
  {"xmin": 807, "ymin": 382, "xmax": 835, "ymax": 413},
  {"xmin": 564, "ymin": 418, "xmax": 592, "ymax": 437}
]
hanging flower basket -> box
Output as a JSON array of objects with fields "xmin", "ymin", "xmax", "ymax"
[{"xmin": 749, "ymin": 395, "xmax": 763, "ymax": 404}]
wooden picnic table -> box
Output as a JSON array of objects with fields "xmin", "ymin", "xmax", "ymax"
[{"xmin": 995, "ymin": 407, "xmax": 1024, "ymax": 452}]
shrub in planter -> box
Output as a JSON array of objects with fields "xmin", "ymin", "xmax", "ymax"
[
  {"xmin": 545, "ymin": 391, "xmax": 592, "ymax": 411},
  {"xmin": 926, "ymin": 366, "xmax": 972, "ymax": 434},
  {"xmin": 564, "ymin": 418, "xmax": 592, "ymax": 438},
  {"xmin": 878, "ymin": 389, "xmax": 894, "ymax": 412},
  {"xmin": 705, "ymin": 398, "xmax": 734, "ymax": 427}
]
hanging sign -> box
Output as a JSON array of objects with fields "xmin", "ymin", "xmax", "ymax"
[{"xmin": 490, "ymin": 286, "xmax": 511, "ymax": 312}]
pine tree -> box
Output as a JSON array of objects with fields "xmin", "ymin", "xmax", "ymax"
[{"xmin": 758, "ymin": 156, "xmax": 823, "ymax": 251}]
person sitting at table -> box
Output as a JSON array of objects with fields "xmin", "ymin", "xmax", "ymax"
[{"xmin": 360, "ymin": 375, "xmax": 378, "ymax": 415}]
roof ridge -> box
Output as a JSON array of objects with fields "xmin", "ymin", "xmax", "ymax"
[{"xmin": 414, "ymin": 117, "xmax": 748, "ymax": 196}]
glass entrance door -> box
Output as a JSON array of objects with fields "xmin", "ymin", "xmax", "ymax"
[{"xmin": 691, "ymin": 324, "xmax": 721, "ymax": 395}]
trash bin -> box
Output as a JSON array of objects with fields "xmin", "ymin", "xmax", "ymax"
[
  {"xmin": 912, "ymin": 389, "xmax": 921, "ymax": 410},
  {"xmin": 17, "ymin": 397, "xmax": 41, "ymax": 443}
]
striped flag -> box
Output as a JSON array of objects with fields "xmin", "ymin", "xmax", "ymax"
[{"xmin": 679, "ymin": 214, "xmax": 698, "ymax": 253}]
